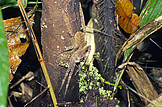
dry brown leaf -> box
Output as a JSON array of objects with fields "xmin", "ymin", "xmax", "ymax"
[
  {"xmin": 3, "ymin": 15, "xmax": 34, "ymax": 82},
  {"xmin": 115, "ymin": 0, "xmax": 141, "ymax": 33},
  {"xmin": 85, "ymin": 19, "xmax": 95, "ymax": 63},
  {"xmin": 147, "ymin": 94, "xmax": 162, "ymax": 107},
  {"xmin": 126, "ymin": 62, "xmax": 158, "ymax": 104},
  {"xmin": 115, "ymin": 16, "xmax": 162, "ymax": 66}
]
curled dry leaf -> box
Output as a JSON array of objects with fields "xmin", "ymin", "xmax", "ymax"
[
  {"xmin": 85, "ymin": 19, "xmax": 95, "ymax": 63},
  {"xmin": 3, "ymin": 15, "xmax": 34, "ymax": 82},
  {"xmin": 115, "ymin": 0, "xmax": 141, "ymax": 34},
  {"xmin": 115, "ymin": 16, "xmax": 162, "ymax": 66},
  {"xmin": 126, "ymin": 62, "xmax": 158, "ymax": 104},
  {"xmin": 147, "ymin": 93, "xmax": 162, "ymax": 106}
]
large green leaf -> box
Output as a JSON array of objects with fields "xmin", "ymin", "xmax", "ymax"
[
  {"xmin": 140, "ymin": 0, "xmax": 162, "ymax": 28},
  {"xmin": 0, "ymin": 0, "xmax": 28, "ymax": 9},
  {"xmin": 0, "ymin": 7, "xmax": 9, "ymax": 107},
  {"xmin": 124, "ymin": 0, "xmax": 162, "ymax": 62},
  {"xmin": 114, "ymin": 0, "xmax": 162, "ymax": 92},
  {"xmin": 0, "ymin": 0, "xmax": 16, "ymax": 4},
  {"xmin": 0, "ymin": 0, "xmax": 17, "ymax": 9}
]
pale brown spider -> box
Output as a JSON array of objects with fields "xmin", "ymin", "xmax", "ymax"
[{"xmin": 59, "ymin": 31, "xmax": 91, "ymax": 96}]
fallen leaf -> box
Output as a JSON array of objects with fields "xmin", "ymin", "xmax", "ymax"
[
  {"xmin": 85, "ymin": 19, "xmax": 95, "ymax": 63},
  {"xmin": 115, "ymin": 0, "xmax": 141, "ymax": 34},
  {"xmin": 3, "ymin": 14, "xmax": 34, "ymax": 82},
  {"xmin": 126, "ymin": 62, "xmax": 158, "ymax": 104},
  {"xmin": 115, "ymin": 16, "xmax": 162, "ymax": 66}
]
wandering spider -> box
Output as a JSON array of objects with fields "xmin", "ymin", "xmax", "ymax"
[{"xmin": 59, "ymin": 31, "xmax": 91, "ymax": 96}]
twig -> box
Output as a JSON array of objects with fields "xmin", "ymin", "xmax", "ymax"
[
  {"xmin": 125, "ymin": 84, "xmax": 156, "ymax": 106},
  {"xmin": 35, "ymin": 80, "xmax": 46, "ymax": 88},
  {"xmin": 149, "ymin": 38, "xmax": 162, "ymax": 50},
  {"xmin": 24, "ymin": 87, "xmax": 49, "ymax": 107},
  {"xmin": 85, "ymin": 25, "xmax": 115, "ymax": 38},
  {"xmin": 127, "ymin": 90, "xmax": 130, "ymax": 107},
  {"xmin": 10, "ymin": 72, "xmax": 34, "ymax": 89},
  {"xmin": 17, "ymin": 0, "xmax": 58, "ymax": 106}
]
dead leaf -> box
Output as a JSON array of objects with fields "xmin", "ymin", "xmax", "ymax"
[
  {"xmin": 3, "ymin": 14, "xmax": 34, "ymax": 82},
  {"xmin": 115, "ymin": 16, "xmax": 162, "ymax": 66},
  {"xmin": 85, "ymin": 19, "xmax": 95, "ymax": 63},
  {"xmin": 126, "ymin": 63, "xmax": 158, "ymax": 104},
  {"xmin": 115, "ymin": 0, "xmax": 141, "ymax": 34},
  {"xmin": 147, "ymin": 93, "xmax": 162, "ymax": 107}
]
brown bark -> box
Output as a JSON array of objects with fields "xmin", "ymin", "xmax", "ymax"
[
  {"xmin": 41, "ymin": 0, "xmax": 80, "ymax": 103},
  {"xmin": 94, "ymin": 0, "xmax": 121, "ymax": 89}
]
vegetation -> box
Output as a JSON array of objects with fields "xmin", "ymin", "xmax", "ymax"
[{"xmin": 0, "ymin": 0, "xmax": 161, "ymax": 106}]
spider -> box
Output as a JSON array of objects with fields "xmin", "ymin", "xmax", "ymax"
[{"xmin": 59, "ymin": 31, "xmax": 91, "ymax": 96}]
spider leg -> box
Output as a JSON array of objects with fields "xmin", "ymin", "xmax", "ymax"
[
  {"xmin": 58, "ymin": 45, "xmax": 78, "ymax": 54},
  {"xmin": 64, "ymin": 59, "xmax": 76, "ymax": 97},
  {"xmin": 74, "ymin": 45, "xmax": 91, "ymax": 76},
  {"xmin": 59, "ymin": 58, "xmax": 74, "ymax": 92}
]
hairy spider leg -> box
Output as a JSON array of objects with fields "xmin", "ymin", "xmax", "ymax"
[
  {"xmin": 64, "ymin": 54, "xmax": 77, "ymax": 97},
  {"xmin": 64, "ymin": 45, "xmax": 91, "ymax": 96},
  {"xmin": 59, "ymin": 55, "xmax": 76, "ymax": 92},
  {"xmin": 58, "ymin": 45, "xmax": 79, "ymax": 92},
  {"xmin": 57, "ymin": 45, "xmax": 79, "ymax": 54},
  {"xmin": 74, "ymin": 46, "xmax": 91, "ymax": 76}
]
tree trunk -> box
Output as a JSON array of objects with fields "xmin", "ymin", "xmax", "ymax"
[
  {"xmin": 94, "ymin": 0, "xmax": 118, "ymax": 89},
  {"xmin": 41, "ymin": 0, "xmax": 80, "ymax": 104}
]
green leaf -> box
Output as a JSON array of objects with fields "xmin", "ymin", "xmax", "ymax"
[
  {"xmin": 0, "ymin": 7, "xmax": 9, "ymax": 107},
  {"xmin": 0, "ymin": 0, "xmax": 16, "ymax": 5},
  {"xmin": 124, "ymin": 0, "xmax": 162, "ymax": 61},
  {"xmin": 0, "ymin": 0, "xmax": 17, "ymax": 9},
  {"xmin": 140, "ymin": 0, "xmax": 143, "ymax": 10},
  {"xmin": 140, "ymin": 0, "xmax": 162, "ymax": 28},
  {"xmin": 114, "ymin": 0, "xmax": 162, "ymax": 92},
  {"xmin": 124, "ymin": 46, "xmax": 134, "ymax": 62},
  {"xmin": 0, "ymin": 0, "xmax": 28, "ymax": 9}
]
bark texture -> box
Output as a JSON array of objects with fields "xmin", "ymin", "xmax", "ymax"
[
  {"xmin": 94, "ymin": 0, "xmax": 118, "ymax": 89},
  {"xmin": 41, "ymin": 0, "xmax": 80, "ymax": 103}
]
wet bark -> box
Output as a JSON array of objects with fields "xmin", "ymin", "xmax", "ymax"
[
  {"xmin": 41, "ymin": 0, "xmax": 80, "ymax": 104},
  {"xmin": 94, "ymin": 0, "xmax": 120, "ymax": 89}
]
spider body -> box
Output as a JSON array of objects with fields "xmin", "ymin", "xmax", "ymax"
[{"xmin": 59, "ymin": 31, "xmax": 91, "ymax": 96}]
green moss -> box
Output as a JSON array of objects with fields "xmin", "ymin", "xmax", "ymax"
[
  {"xmin": 104, "ymin": 39, "xmax": 108, "ymax": 45},
  {"xmin": 79, "ymin": 61, "xmax": 121, "ymax": 103},
  {"xmin": 94, "ymin": 52, "xmax": 101, "ymax": 61},
  {"xmin": 58, "ymin": 60, "xmax": 69, "ymax": 68},
  {"xmin": 79, "ymin": 63, "xmax": 113, "ymax": 101}
]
